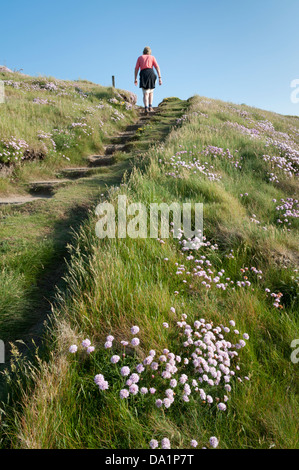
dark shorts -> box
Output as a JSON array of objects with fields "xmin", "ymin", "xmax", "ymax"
[{"xmin": 139, "ymin": 68, "xmax": 157, "ymax": 90}]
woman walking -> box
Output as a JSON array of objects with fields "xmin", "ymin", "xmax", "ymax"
[{"xmin": 134, "ymin": 46, "xmax": 162, "ymax": 114}]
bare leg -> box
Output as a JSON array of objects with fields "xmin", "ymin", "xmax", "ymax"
[
  {"xmin": 143, "ymin": 90, "xmax": 149, "ymax": 108},
  {"xmin": 149, "ymin": 91, "xmax": 153, "ymax": 107}
]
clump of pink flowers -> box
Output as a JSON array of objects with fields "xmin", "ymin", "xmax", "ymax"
[
  {"xmin": 68, "ymin": 338, "xmax": 95, "ymax": 355},
  {"xmin": 0, "ymin": 136, "xmax": 29, "ymax": 163},
  {"xmin": 85, "ymin": 317, "xmax": 249, "ymax": 417},
  {"xmin": 149, "ymin": 435, "xmax": 219, "ymax": 449},
  {"xmin": 68, "ymin": 309, "xmax": 249, "ymax": 448},
  {"xmin": 94, "ymin": 374, "xmax": 109, "ymax": 391}
]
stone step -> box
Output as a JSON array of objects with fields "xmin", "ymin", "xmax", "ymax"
[
  {"xmin": 58, "ymin": 167, "xmax": 100, "ymax": 178},
  {"xmin": 139, "ymin": 111, "xmax": 157, "ymax": 118},
  {"xmin": 118, "ymin": 131, "xmax": 137, "ymax": 138},
  {"xmin": 87, "ymin": 155, "xmax": 115, "ymax": 167},
  {"xmin": 104, "ymin": 143, "xmax": 127, "ymax": 155},
  {"xmin": 138, "ymin": 108, "xmax": 158, "ymax": 114}
]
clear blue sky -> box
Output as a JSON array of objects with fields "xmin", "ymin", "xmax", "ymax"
[{"xmin": 2, "ymin": 0, "xmax": 299, "ymax": 115}]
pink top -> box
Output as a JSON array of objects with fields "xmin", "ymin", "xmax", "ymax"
[{"xmin": 135, "ymin": 55, "xmax": 158, "ymax": 71}]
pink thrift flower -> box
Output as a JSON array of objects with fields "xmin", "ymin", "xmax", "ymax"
[
  {"xmin": 120, "ymin": 389, "xmax": 129, "ymax": 399},
  {"xmin": 99, "ymin": 380, "xmax": 109, "ymax": 391},
  {"xmin": 143, "ymin": 356, "xmax": 153, "ymax": 366},
  {"xmin": 163, "ymin": 398, "xmax": 172, "ymax": 408},
  {"xmin": 131, "ymin": 338, "xmax": 140, "ymax": 347},
  {"xmin": 161, "ymin": 371, "xmax": 171, "ymax": 379},
  {"xmin": 129, "ymin": 373, "xmax": 140, "ymax": 383},
  {"xmin": 136, "ymin": 363, "xmax": 145, "ymax": 373},
  {"xmin": 129, "ymin": 384, "xmax": 139, "ymax": 395},
  {"xmin": 94, "ymin": 374, "xmax": 105, "ymax": 385},
  {"xmin": 161, "ymin": 438, "xmax": 171, "ymax": 449},
  {"xmin": 121, "ymin": 366, "xmax": 130, "ymax": 377},
  {"xmin": 111, "ymin": 355, "xmax": 120, "ymax": 364},
  {"xmin": 209, "ymin": 436, "xmax": 219, "ymax": 448},
  {"xmin": 165, "ymin": 389, "xmax": 174, "ymax": 398},
  {"xmin": 149, "ymin": 439, "xmax": 159, "ymax": 449},
  {"xmin": 218, "ymin": 403, "xmax": 227, "ymax": 411},
  {"xmin": 179, "ymin": 374, "xmax": 188, "ymax": 384},
  {"xmin": 131, "ymin": 326, "xmax": 140, "ymax": 335}
]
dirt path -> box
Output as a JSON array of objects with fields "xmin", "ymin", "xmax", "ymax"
[{"xmin": 0, "ymin": 195, "xmax": 52, "ymax": 204}]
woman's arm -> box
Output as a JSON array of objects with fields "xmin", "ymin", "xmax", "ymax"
[
  {"xmin": 154, "ymin": 63, "xmax": 162, "ymax": 85},
  {"xmin": 134, "ymin": 57, "xmax": 140, "ymax": 86},
  {"xmin": 134, "ymin": 67, "xmax": 138, "ymax": 86}
]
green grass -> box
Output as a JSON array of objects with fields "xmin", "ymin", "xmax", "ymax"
[
  {"xmin": 0, "ymin": 71, "xmax": 138, "ymax": 195},
  {"xmin": 0, "ymin": 94, "xmax": 298, "ymax": 449}
]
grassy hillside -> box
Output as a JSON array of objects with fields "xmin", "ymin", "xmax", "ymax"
[
  {"xmin": 0, "ymin": 91, "xmax": 298, "ymax": 449},
  {"xmin": 0, "ymin": 70, "xmax": 137, "ymax": 194}
]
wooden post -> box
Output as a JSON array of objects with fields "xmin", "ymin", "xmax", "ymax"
[{"xmin": 112, "ymin": 76, "xmax": 115, "ymax": 88}]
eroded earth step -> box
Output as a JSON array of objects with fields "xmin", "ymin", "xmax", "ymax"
[
  {"xmin": 125, "ymin": 124, "xmax": 145, "ymax": 132},
  {"xmin": 125, "ymin": 117, "xmax": 156, "ymax": 133},
  {"xmin": 109, "ymin": 134, "xmax": 137, "ymax": 144},
  {"xmin": 138, "ymin": 117, "xmax": 156, "ymax": 125},
  {"xmin": 28, "ymin": 179, "xmax": 71, "ymax": 194}
]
